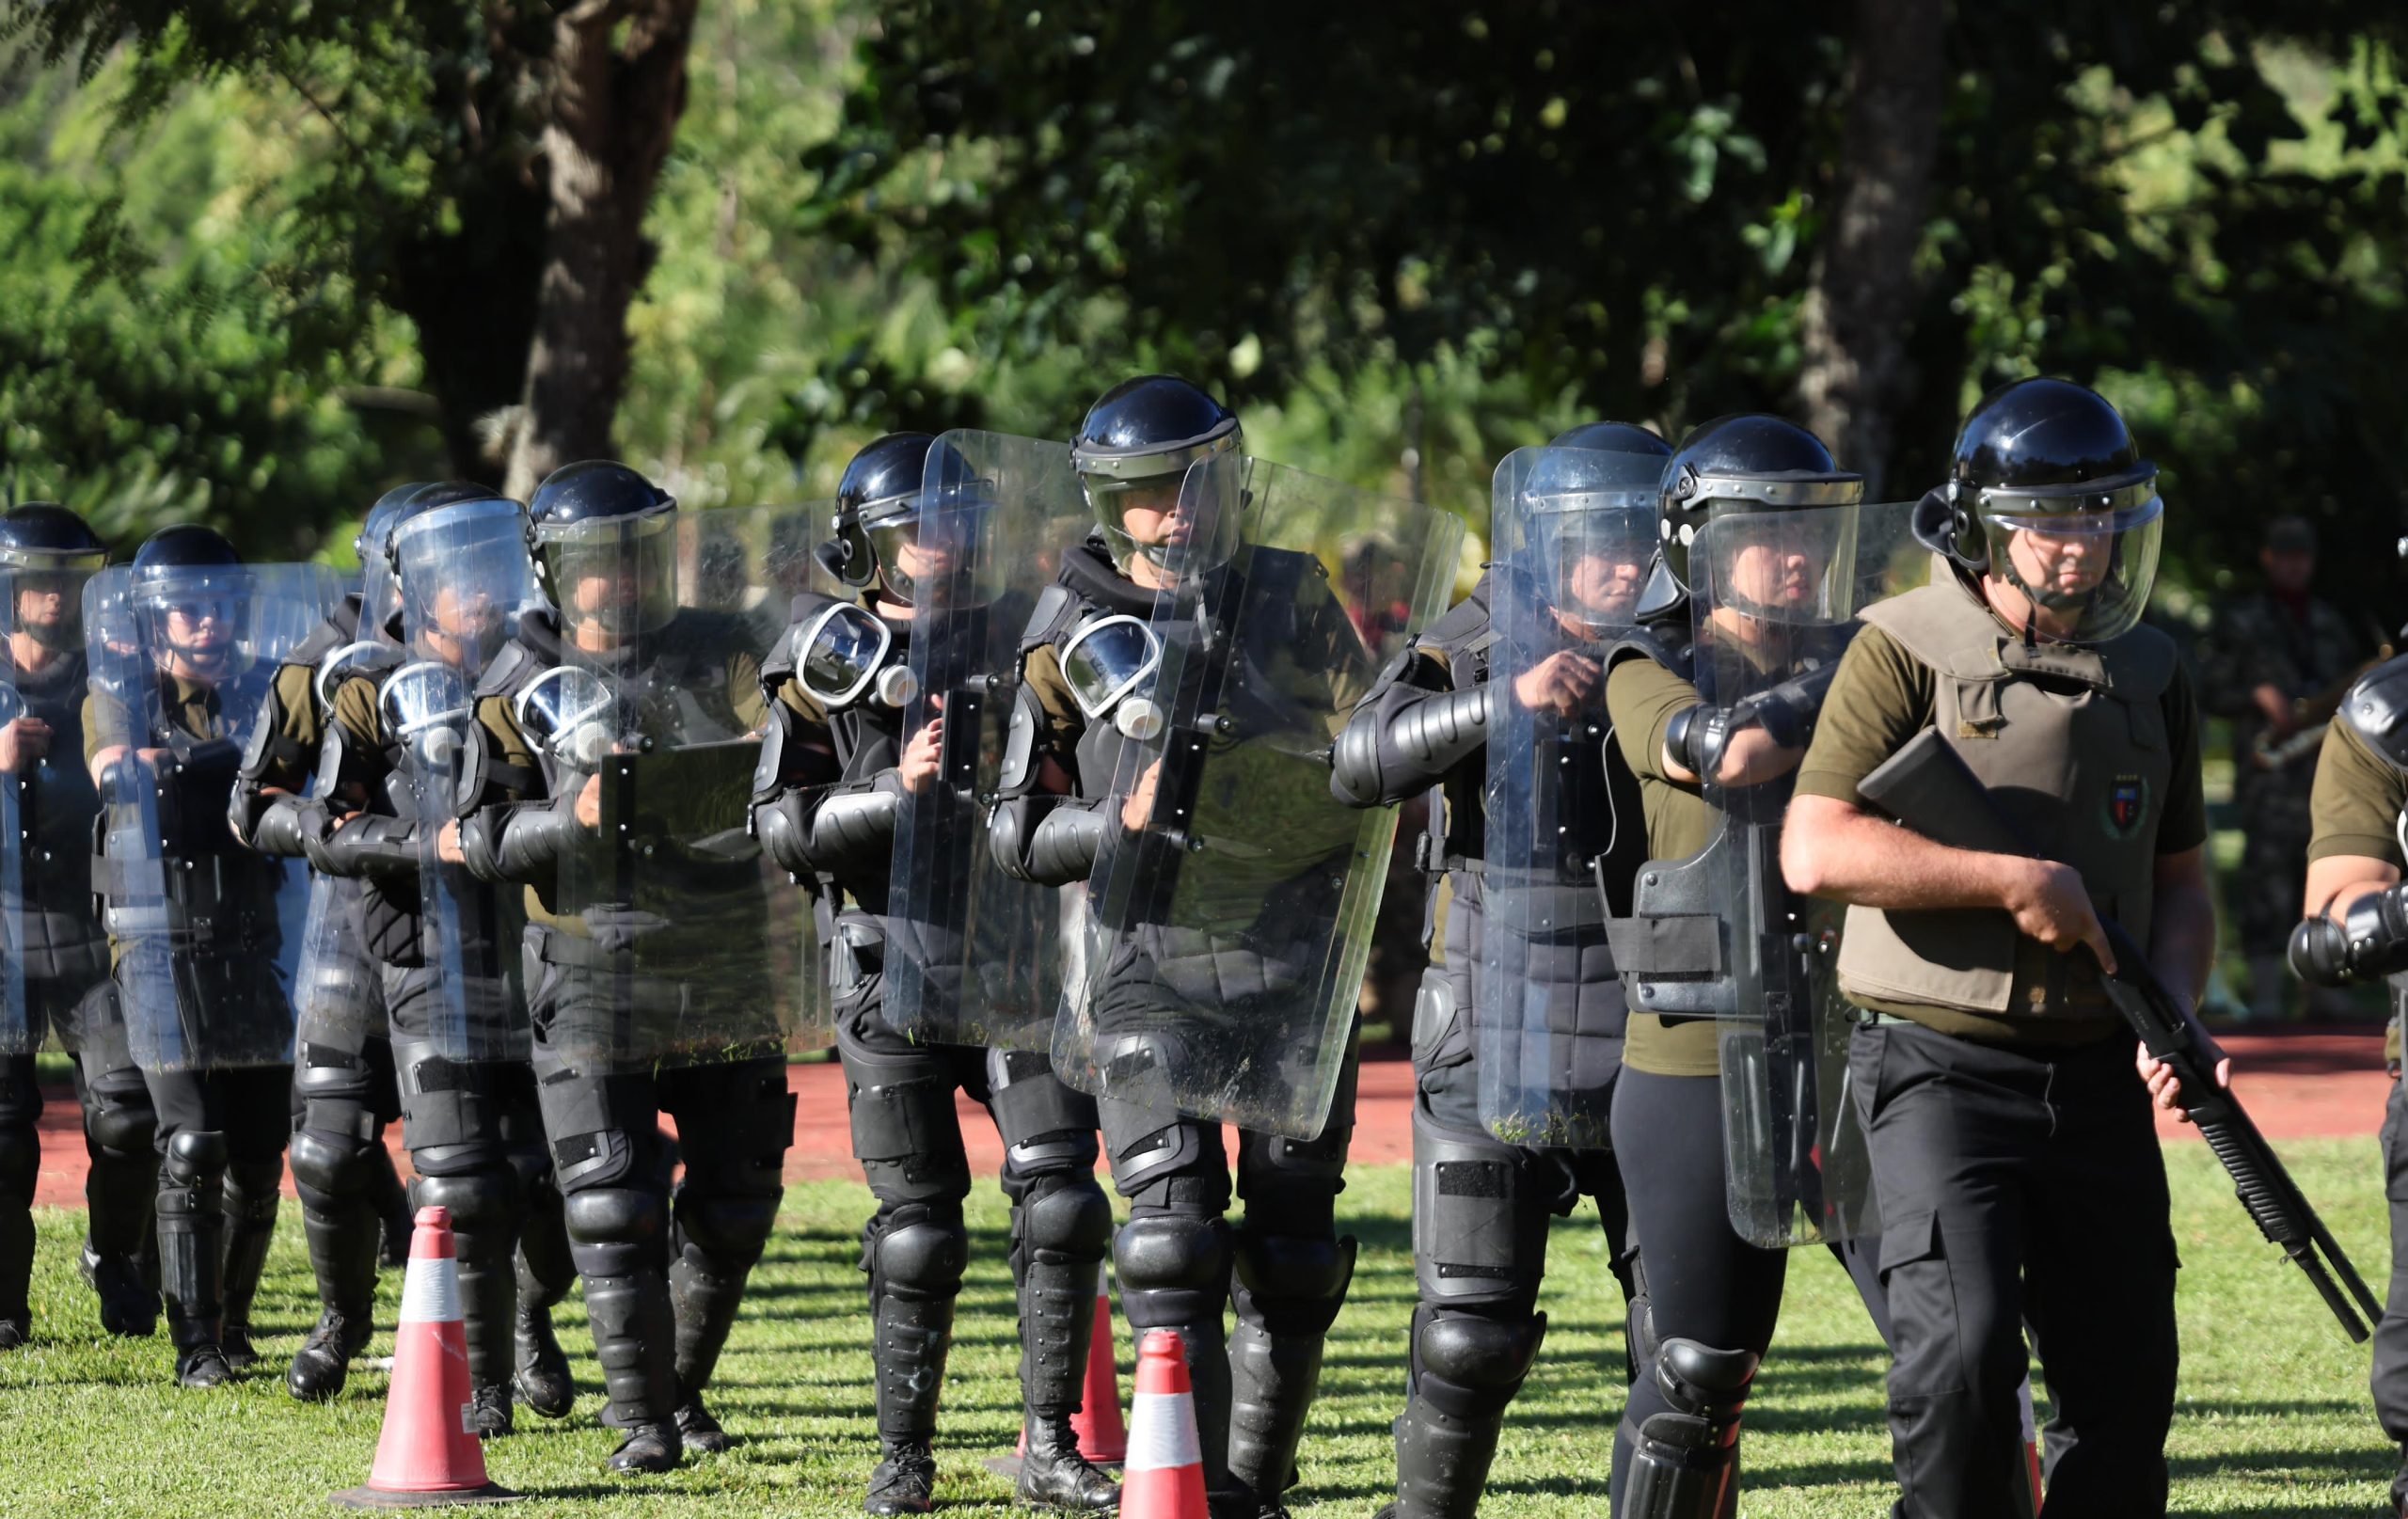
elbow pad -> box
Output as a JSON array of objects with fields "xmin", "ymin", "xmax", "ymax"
[
  {"xmin": 755, "ymin": 777, "xmax": 900, "ymax": 881},
  {"xmin": 1665, "ymin": 702, "xmax": 1735, "ymax": 780},
  {"xmin": 2290, "ymin": 885, "xmax": 2408, "ymax": 986},
  {"xmin": 305, "ymin": 814, "xmax": 422, "ymax": 880},
  {"xmin": 245, "ymin": 794, "xmax": 330, "ymax": 860},
  {"xmin": 1330, "ymin": 684, "xmax": 1494, "ymax": 807},
  {"xmin": 459, "ymin": 798, "xmax": 575, "ymax": 885},
  {"xmin": 990, "ymin": 794, "xmax": 1105, "ymax": 886}
]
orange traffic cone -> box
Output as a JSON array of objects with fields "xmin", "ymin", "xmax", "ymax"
[
  {"xmin": 1072, "ymin": 1264, "xmax": 1130, "ymax": 1462},
  {"xmin": 1015, "ymin": 1261, "xmax": 1129, "ymax": 1466},
  {"xmin": 332, "ymin": 1207, "xmax": 519, "ymax": 1509},
  {"xmin": 1119, "ymin": 1330, "xmax": 1207, "ymax": 1519},
  {"xmin": 2015, "ymin": 1374, "xmax": 2044, "ymax": 1517}
]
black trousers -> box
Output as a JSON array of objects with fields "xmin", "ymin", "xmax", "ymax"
[
  {"xmin": 2373, "ymin": 1075, "xmax": 2408, "ymax": 1500},
  {"xmin": 1851, "ymin": 1021, "xmax": 2176, "ymax": 1519}
]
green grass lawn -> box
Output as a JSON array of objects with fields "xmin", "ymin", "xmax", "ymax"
[{"xmin": 0, "ymin": 1142, "xmax": 2396, "ymax": 1516}]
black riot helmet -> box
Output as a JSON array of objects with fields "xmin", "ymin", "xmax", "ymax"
[
  {"xmin": 0, "ymin": 503, "xmax": 108, "ymax": 651},
  {"xmin": 1921, "ymin": 377, "xmax": 2162, "ymax": 643},
  {"xmin": 1070, "ymin": 375, "xmax": 1243, "ymax": 574},
  {"xmin": 1642, "ymin": 414, "xmax": 1864, "ymax": 625},
  {"xmin": 355, "ymin": 482, "xmax": 438, "ymax": 564},
  {"xmin": 821, "ymin": 432, "xmax": 972, "ymax": 608},
  {"xmin": 131, "ymin": 524, "xmax": 246, "ymax": 679},
  {"xmin": 527, "ymin": 460, "xmax": 677, "ymax": 639}
]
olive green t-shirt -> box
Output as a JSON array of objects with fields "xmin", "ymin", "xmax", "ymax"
[
  {"xmin": 1792, "ymin": 621, "xmax": 2209, "ymax": 1045},
  {"xmin": 2305, "ymin": 718, "xmax": 2406, "ymax": 1068},
  {"xmin": 2305, "ymin": 718, "xmax": 2405, "ymax": 869},
  {"xmin": 1605, "ymin": 654, "xmax": 1725, "ymax": 1077}
]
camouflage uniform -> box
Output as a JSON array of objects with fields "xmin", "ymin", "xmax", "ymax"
[{"xmin": 2200, "ymin": 590, "xmax": 2368, "ymax": 990}]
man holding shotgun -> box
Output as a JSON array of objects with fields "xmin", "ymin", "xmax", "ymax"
[{"xmin": 1778, "ymin": 379, "xmax": 2226, "ymax": 1519}]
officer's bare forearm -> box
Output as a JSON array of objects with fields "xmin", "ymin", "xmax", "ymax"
[
  {"xmin": 1782, "ymin": 792, "xmax": 2028, "ymax": 910},
  {"xmin": 2147, "ymin": 847, "xmax": 2216, "ymax": 1012}
]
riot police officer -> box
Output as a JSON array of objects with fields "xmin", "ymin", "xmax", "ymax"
[
  {"xmin": 448, "ymin": 461, "xmax": 799, "ymax": 1473},
  {"xmin": 751, "ymin": 433, "xmax": 1118, "ymax": 1514},
  {"xmin": 1328, "ymin": 426, "xmax": 1664, "ymax": 1519},
  {"xmin": 86, "ymin": 526, "xmax": 344, "ymax": 1385},
  {"xmin": 251, "ymin": 485, "xmax": 578, "ymax": 1430},
  {"xmin": 230, "ymin": 482, "xmax": 443, "ymax": 1400},
  {"xmin": 0, "ymin": 503, "xmax": 152, "ymax": 1347},
  {"xmin": 1782, "ymin": 379, "xmax": 2222, "ymax": 1517},
  {"xmin": 991, "ymin": 376, "xmax": 1388, "ymax": 1519},
  {"xmin": 2281, "ymin": 652, "xmax": 2408, "ymax": 1510},
  {"xmin": 1597, "ymin": 415, "xmax": 1905, "ymax": 1515}
]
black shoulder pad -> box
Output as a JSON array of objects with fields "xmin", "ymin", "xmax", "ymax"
[
  {"xmin": 474, "ymin": 639, "xmax": 543, "ymax": 701},
  {"xmin": 2345, "ymin": 651, "xmax": 2408, "ymax": 770},
  {"xmin": 1605, "ymin": 624, "xmax": 1692, "ymax": 682},
  {"xmin": 1020, "ymin": 584, "xmax": 1079, "ymax": 655}
]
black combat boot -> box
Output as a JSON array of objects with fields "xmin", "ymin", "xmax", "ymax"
[
  {"xmin": 669, "ymin": 1238, "xmax": 752, "ymax": 1454},
  {"xmin": 1014, "ymin": 1243, "xmax": 1117, "ymax": 1511},
  {"xmin": 582, "ymin": 1265, "xmax": 682, "ymax": 1476},
  {"xmin": 82, "ymin": 1142, "xmax": 159, "ymax": 1337},
  {"xmin": 513, "ymin": 1197, "xmax": 577, "ymax": 1418},
  {"xmin": 865, "ymin": 1437, "xmax": 938, "ymax": 1515},
  {"xmin": 1020, "ymin": 1413, "xmax": 1120, "ymax": 1511},
  {"xmin": 288, "ymin": 1193, "xmax": 379, "ymax": 1400}
]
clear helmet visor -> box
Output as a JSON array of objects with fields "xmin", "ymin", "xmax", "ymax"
[
  {"xmin": 6, "ymin": 565, "xmax": 97, "ymax": 652},
  {"xmin": 1059, "ymin": 614, "xmax": 1163, "ymax": 723},
  {"xmin": 1695, "ymin": 503, "xmax": 1861, "ymax": 627},
  {"xmin": 871, "ymin": 493, "xmax": 1003, "ymax": 609},
  {"xmin": 1085, "ymin": 464, "xmax": 1242, "ymax": 578},
  {"xmin": 539, "ymin": 511, "xmax": 675, "ymax": 639},
  {"xmin": 1529, "ymin": 503, "xmax": 1655, "ymax": 631},
  {"xmin": 1980, "ymin": 494, "xmax": 2163, "ymax": 643},
  {"xmin": 137, "ymin": 569, "xmax": 248, "ymax": 678},
  {"xmin": 514, "ymin": 663, "xmax": 618, "ymax": 769},
  {"xmin": 380, "ymin": 659, "xmax": 477, "ymax": 770}
]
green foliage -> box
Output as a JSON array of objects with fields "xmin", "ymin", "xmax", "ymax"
[
  {"xmin": 0, "ymin": 62, "xmax": 410, "ymax": 559},
  {"xmin": 809, "ymin": 3, "xmax": 2408, "ymax": 619}
]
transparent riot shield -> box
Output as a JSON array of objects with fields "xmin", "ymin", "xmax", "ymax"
[
  {"xmin": 1671, "ymin": 498, "xmax": 1925, "ymax": 1247},
  {"xmin": 1474, "ymin": 445, "xmax": 1662, "ymax": 1148},
  {"xmin": 388, "ymin": 496, "xmax": 538, "ymax": 1063},
  {"xmin": 290, "ymin": 573, "xmax": 404, "ymax": 1060},
  {"xmin": 883, "ymin": 432, "xmax": 1095, "ymax": 1050},
  {"xmin": 538, "ymin": 501, "xmax": 826, "ymax": 1066},
  {"xmin": 84, "ymin": 562, "xmax": 346, "ymax": 1071},
  {"xmin": 1057, "ymin": 456, "xmax": 1464, "ymax": 1137},
  {"xmin": 0, "ymin": 604, "xmax": 27, "ymax": 1054}
]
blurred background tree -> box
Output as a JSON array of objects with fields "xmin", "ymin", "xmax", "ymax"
[{"xmin": 1, "ymin": 0, "xmax": 2404, "ymax": 633}]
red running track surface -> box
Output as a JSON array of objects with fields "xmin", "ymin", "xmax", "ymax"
[{"xmin": 24, "ymin": 1027, "xmax": 2390, "ymax": 1208}]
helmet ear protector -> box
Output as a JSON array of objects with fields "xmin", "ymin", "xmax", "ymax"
[{"xmin": 1914, "ymin": 484, "xmax": 1988, "ymax": 573}]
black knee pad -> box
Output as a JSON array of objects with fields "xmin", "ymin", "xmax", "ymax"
[
  {"xmin": 1232, "ymin": 1229, "xmax": 1357, "ymax": 1337},
  {"xmin": 415, "ymin": 1168, "xmax": 521, "ymax": 1234},
  {"xmin": 288, "ymin": 1126, "xmax": 380, "ymax": 1212},
  {"xmin": 1115, "ymin": 1212, "xmax": 1230, "ymax": 1325},
  {"xmin": 1651, "ymin": 1339, "xmax": 1757, "ymax": 1421},
  {"xmin": 165, "ymin": 1129, "xmax": 230, "ymax": 1186},
  {"xmin": 83, "ymin": 1072, "xmax": 155, "ymax": 1162},
  {"xmin": 562, "ymin": 1183, "xmax": 666, "ymax": 1273},
  {"xmin": 0, "ymin": 1123, "xmax": 35, "ymax": 1201},
  {"xmin": 675, "ymin": 1191, "xmax": 780, "ymax": 1271},
  {"xmin": 868, "ymin": 1205, "xmax": 968, "ymax": 1303},
  {"xmin": 1019, "ymin": 1171, "xmax": 1112, "ymax": 1260},
  {"xmin": 1413, "ymin": 1304, "xmax": 1546, "ymax": 1420}
]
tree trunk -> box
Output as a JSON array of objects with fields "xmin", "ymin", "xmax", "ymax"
[
  {"xmin": 1793, "ymin": 0, "xmax": 1946, "ymax": 496},
  {"xmin": 506, "ymin": 0, "xmax": 702, "ymax": 499}
]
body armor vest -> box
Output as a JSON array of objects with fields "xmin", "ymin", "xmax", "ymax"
[{"xmin": 1833, "ymin": 578, "xmax": 2178, "ymax": 1021}]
